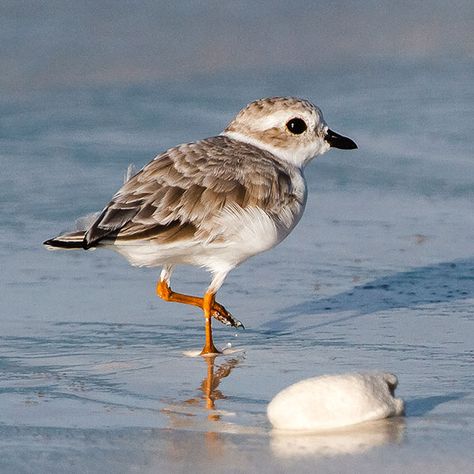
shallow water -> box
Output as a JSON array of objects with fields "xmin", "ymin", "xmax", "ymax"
[{"xmin": 1, "ymin": 57, "xmax": 474, "ymax": 473}]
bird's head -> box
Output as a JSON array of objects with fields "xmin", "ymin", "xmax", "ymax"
[{"xmin": 223, "ymin": 97, "xmax": 357, "ymax": 167}]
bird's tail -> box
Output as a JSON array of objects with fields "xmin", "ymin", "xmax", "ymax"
[{"xmin": 43, "ymin": 231, "xmax": 86, "ymax": 250}]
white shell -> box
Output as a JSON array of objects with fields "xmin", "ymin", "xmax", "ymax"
[{"xmin": 267, "ymin": 372, "xmax": 404, "ymax": 431}]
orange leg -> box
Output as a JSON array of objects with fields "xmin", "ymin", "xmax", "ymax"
[
  {"xmin": 200, "ymin": 292, "xmax": 220, "ymax": 355},
  {"xmin": 156, "ymin": 280, "xmax": 203, "ymax": 308},
  {"xmin": 156, "ymin": 282, "xmax": 231, "ymax": 318},
  {"xmin": 156, "ymin": 281, "xmax": 221, "ymax": 355}
]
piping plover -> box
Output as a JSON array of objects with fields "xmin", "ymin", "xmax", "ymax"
[{"xmin": 44, "ymin": 97, "xmax": 357, "ymax": 355}]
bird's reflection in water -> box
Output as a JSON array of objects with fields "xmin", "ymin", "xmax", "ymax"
[
  {"xmin": 185, "ymin": 356, "xmax": 240, "ymax": 421},
  {"xmin": 162, "ymin": 355, "xmax": 241, "ymax": 429},
  {"xmin": 161, "ymin": 356, "xmax": 242, "ymax": 463}
]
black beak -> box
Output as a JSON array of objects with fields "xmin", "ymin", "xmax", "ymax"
[{"xmin": 325, "ymin": 129, "xmax": 358, "ymax": 150}]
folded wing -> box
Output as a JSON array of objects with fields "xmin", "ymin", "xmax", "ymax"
[{"xmin": 84, "ymin": 136, "xmax": 296, "ymax": 248}]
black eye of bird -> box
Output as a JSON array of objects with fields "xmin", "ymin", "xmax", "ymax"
[{"xmin": 286, "ymin": 118, "xmax": 307, "ymax": 135}]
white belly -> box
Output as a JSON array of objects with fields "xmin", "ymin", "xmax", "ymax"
[{"xmin": 110, "ymin": 203, "xmax": 303, "ymax": 273}]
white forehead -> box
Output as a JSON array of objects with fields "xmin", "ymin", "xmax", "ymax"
[
  {"xmin": 236, "ymin": 98, "xmax": 326, "ymax": 131},
  {"xmin": 252, "ymin": 107, "xmax": 322, "ymax": 131}
]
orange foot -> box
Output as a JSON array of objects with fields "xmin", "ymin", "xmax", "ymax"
[{"xmin": 211, "ymin": 302, "xmax": 244, "ymax": 329}]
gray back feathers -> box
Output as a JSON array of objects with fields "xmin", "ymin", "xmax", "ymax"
[{"xmin": 84, "ymin": 136, "xmax": 302, "ymax": 248}]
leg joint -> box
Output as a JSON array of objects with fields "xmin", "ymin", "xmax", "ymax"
[
  {"xmin": 203, "ymin": 292, "xmax": 216, "ymax": 314},
  {"xmin": 156, "ymin": 280, "xmax": 173, "ymax": 300}
]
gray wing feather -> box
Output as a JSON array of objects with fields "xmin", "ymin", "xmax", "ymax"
[{"xmin": 84, "ymin": 136, "xmax": 296, "ymax": 248}]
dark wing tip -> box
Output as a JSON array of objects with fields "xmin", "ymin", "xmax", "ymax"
[{"xmin": 43, "ymin": 238, "xmax": 85, "ymax": 249}]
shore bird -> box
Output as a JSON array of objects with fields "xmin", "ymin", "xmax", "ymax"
[{"xmin": 44, "ymin": 97, "xmax": 357, "ymax": 355}]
